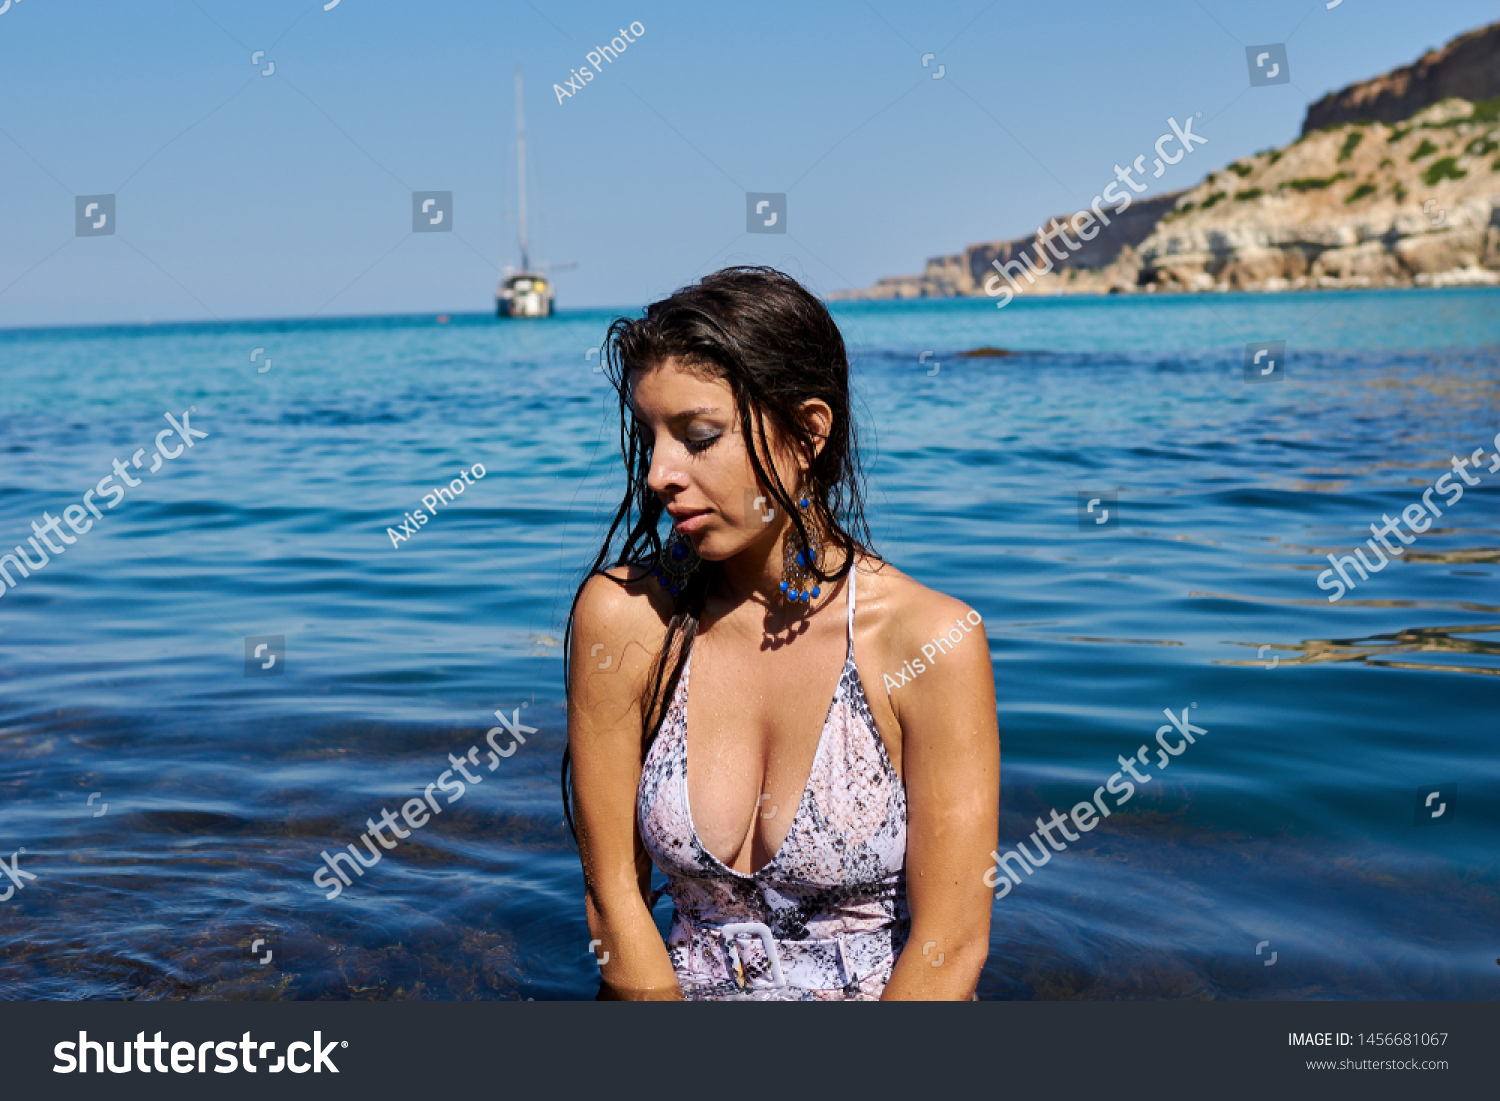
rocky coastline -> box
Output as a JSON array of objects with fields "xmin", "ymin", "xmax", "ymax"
[{"xmin": 832, "ymin": 21, "xmax": 1500, "ymax": 301}]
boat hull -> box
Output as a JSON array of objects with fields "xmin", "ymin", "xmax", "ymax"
[{"xmin": 496, "ymin": 273, "xmax": 553, "ymax": 318}]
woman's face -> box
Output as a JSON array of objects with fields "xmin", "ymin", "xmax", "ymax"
[{"xmin": 628, "ymin": 357, "xmax": 804, "ymax": 562}]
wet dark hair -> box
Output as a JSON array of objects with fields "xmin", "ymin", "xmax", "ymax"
[{"xmin": 560, "ymin": 266, "xmax": 876, "ymax": 845}]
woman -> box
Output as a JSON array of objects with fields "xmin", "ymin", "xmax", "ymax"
[{"xmin": 562, "ymin": 267, "xmax": 999, "ymax": 1000}]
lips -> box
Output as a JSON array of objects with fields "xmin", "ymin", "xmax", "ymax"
[{"xmin": 667, "ymin": 507, "xmax": 710, "ymax": 533}]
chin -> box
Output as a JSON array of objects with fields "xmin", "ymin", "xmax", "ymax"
[{"xmin": 685, "ymin": 527, "xmax": 752, "ymax": 562}]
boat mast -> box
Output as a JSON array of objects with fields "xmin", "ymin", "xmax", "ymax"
[{"xmin": 515, "ymin": 66, "xmax": 530, "ymax": 273}]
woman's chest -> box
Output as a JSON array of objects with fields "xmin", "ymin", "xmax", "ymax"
[{"xmin": 681, "ymin": 630, "xmax": 849, "ymax": 872}]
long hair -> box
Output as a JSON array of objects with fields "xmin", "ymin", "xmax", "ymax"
[{"xmin": 560, "ymin": 266, "xmax": 876, "ymax": 846}]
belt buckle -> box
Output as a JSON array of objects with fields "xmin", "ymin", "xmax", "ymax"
[{"xmin": 719, "ymin": 921, "xmax": 788, "ymax": 991}]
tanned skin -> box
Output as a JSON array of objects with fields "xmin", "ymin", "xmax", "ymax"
[{"xmin": 569, "ymin": 357, "xmax": 1000, "ymax": 1000}]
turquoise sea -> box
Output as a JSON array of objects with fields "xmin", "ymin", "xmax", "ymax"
[{"xmin": 0, "ymin": 287, "xmax": 1497, "ymax": 999}]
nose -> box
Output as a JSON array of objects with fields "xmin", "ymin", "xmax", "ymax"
[{"xmin": 645, "ymin": 442, "xmax": 686, "ymax": 499}]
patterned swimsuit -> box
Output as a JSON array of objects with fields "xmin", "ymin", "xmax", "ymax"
[{"xmin": 637, "ymin": 567, "xmax": 910, "ymax": 1000}]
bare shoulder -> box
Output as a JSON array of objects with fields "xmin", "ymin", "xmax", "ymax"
[
  {"xmin": 571, "ymin": 564, "xmax": 674, "ymax": 674},
  {"xmin": 850, "ymin": 553, "xmax": 994, "ymax": 739},
  {"xmin": 851, "ymin": 554, "xmax": 985, "ymax": 659},
  {"xmin": 573, "ymin": 564, "xmax": 664, "ymax": 635}
]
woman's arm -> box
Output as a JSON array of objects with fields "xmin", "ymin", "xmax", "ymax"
[
  {"xmin": 880, "ymin": 599, "xmax": 1000, "ymax": 1000},
  {"xmin": 568, "ymin": 572, "xmax": 685, "ymax": 1000}
]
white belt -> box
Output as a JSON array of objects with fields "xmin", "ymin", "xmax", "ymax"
[
  {"xmin": 703, "ymin": 921, "xmax": 893, "ymax": 993},
  {"xmin": 719, "ymin": 922, "xmax": 788, "ymax": 990}
]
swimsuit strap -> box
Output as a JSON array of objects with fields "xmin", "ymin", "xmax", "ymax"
[{"xmin": 845, "ymin": 560, "xmax": 857, "ymax": 643}]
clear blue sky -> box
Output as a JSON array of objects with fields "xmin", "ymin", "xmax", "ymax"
[{"xmin": 0, "ymin": 0, "xmax": 1494, "ymax": 327}]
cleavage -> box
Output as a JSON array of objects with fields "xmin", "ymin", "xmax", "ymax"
[{"xmin": 684, "ymin": 627, "xmax": 845, "ymax": 875}]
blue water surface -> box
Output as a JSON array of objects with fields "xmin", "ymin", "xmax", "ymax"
[{"xmin": 1, "ymin": 287, "xmax": 1497, "ymax": 1000}]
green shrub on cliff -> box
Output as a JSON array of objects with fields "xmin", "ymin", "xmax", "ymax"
[
  {"xmin": 1420, "ymin": 96, "xmax": 1500, "ymax": 131},
  {"xmin": 1471, "ymin": 95, "xmax": 1500, "ymax": 124},
  {"xmin": 1287, "ymin": 172, "xmax": 1349, "ymax": 192},
  {"xmin": 1409, "ymin": 138, "xmax": 1439, "ymax": 160},
  {"xmin": 1344, "ymin": 183, "xmax": 1377, "ymax": 203},
  {"xmin": 1337, "ymin": 130, "xmax": 1364, "ymax": 162},
  {"xmin": 1421, "ymin": 157, "xmax": 1467, "ymax": 185}
]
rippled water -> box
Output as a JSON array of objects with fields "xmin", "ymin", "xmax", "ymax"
[{"xmin": 1, "ymin": 288, "xmax": 1497, "ymax": 1000}]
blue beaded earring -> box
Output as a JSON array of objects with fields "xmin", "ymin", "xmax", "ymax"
[
  {"xmin": 654, "ymin": 531, "xmax": 701, "ymax": 596},
  {"xmin": 778, "ymin": 493, "xmax": 824, "ymax": 606}
]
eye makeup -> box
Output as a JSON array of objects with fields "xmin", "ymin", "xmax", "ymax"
[{"xmin": 684, "ymin": 431, "xmax": 721, "ymax": 454}]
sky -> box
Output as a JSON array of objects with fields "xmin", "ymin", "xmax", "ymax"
[{"xmin": 0, "ymin": 0, "xmax": 1495, "ymax": 328}]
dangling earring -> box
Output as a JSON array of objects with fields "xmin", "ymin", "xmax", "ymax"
[
  {"xmin": 779, "ymin": 493, "xmax": 824, "ymax": 605},
  {"xmin": 654, "ymin": 531, "xmax": 701, "ymax": 596}
]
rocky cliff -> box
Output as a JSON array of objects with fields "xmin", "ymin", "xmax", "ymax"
[
  {"xmin": 1132, "ymin": 98, "xmax": 1499, "ymax": 292},
  {"xmin": 833, "ymin": 20, "xmax": 1500, "ymax": 301},
  {"xmin": 844, "ymin": 191, "xmax": 1183, "ymax": 299},
  {"xmin": 1302, "ymin": 21, "xmax": 1500, "ymax": 136}
]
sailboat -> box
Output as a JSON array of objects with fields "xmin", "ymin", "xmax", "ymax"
[{"xmin": 497, "ymin": 68, "xmax": 554, "ymax": 318}]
